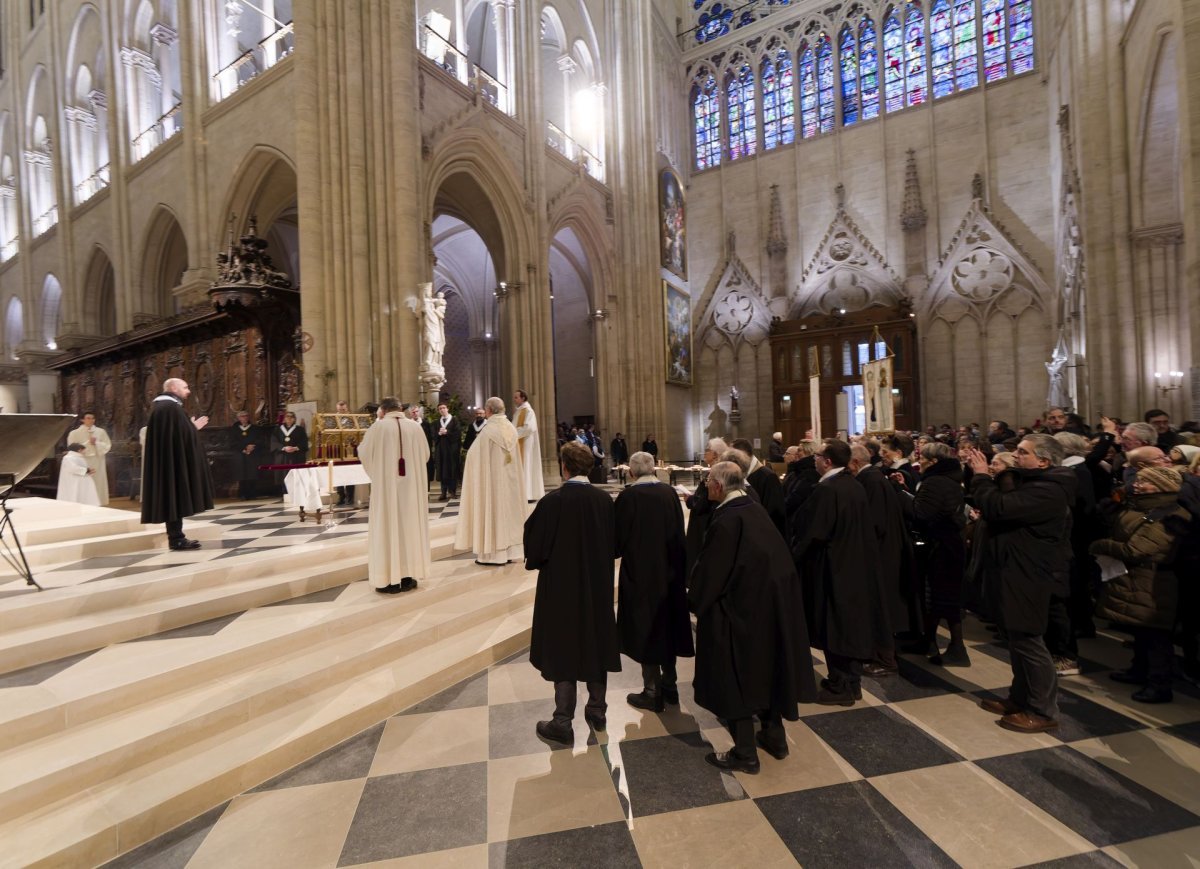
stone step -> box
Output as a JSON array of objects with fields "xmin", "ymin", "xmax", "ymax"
[
  {"xmin": 0, "ymin": 563, "xmax": 533, "ymax": 830},
  {"xmin": 0, "ymin": 599, "xmax": 533, "ymax": 869},
  {"xmin": 0, "ymin": 557, "xmax": 522, "ymax": 753}
]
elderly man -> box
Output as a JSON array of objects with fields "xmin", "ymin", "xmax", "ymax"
[
  {"xmin": 616, "ymin": 451, "xmax": 693, "ymax": 711},
  {"xmin": 66, "ymin": 412, "xmax": 112, "ymax": 504},
  {"xmin": 684, "ymin": 437, "xmax": 728, "ymax": 573},
  {"xmin": 141, "ymin": 378, "xmax": 213, "ymax": 550},
  {"xmin": 456, "ymin": 396, "xmax": 526, "ymax": 565},
  {"xmin": 358, "ymin": 397, "xmax": 430, "ymax": 594},
  {"xmin": 228, "ymin": 410, "xmax": 265, "ymax": 500},
  {"xmin": 965, "ymin": 434, "xmax": 1076, "ymax": 733},
  {"xmin": 690, "ymin": 461, "xmax": 816, "ymax": 773},
  {"xmin": 525, "ymin": 441, "xmax": 620, "ymax": 743},
  {"xmin": 793, "ymin": 439, "xmax": 889, "ymax": 705},
  {"xmin": 513, "ymin": 389, "xmax": 544, "ymax": 502},
  {"xmin": 732, "ymin": 438, "xmax": 786, "ymax": 538},
  {"xmin": 768, "ymin": 431, "xmax": 785, "ymax": 463}
]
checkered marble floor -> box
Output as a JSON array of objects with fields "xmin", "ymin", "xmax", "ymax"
[{"xmin": 101, "ymin": 617, "xmax": 1200, "ymax": 868}]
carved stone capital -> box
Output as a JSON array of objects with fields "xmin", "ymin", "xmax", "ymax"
[
  {"xmin": 150, "ymin": 22, "xmax": 178, "ymax": 46},
  {"xmin": 64, "ymin": 106, "xmax": 99, "ymax": 131}
]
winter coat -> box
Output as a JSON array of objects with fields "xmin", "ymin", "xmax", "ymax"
[{"xmin": 1092, "ymin": 492, "xmax": 1188, "ymax": 630}]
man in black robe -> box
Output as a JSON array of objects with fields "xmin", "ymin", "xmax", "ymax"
[
  {"xmin": 433, "ymin": 402, "xmax": 461, "ymax": 500},
  {"xmin": 616, "ymin": 451, "xmax": 694, "ymax": 712},
  {"xmin": 269, "ymin": 410, "xmax": 308, "ymax": 495},
  {"xmin": 525, "ymin": 441, "xmax": 620, "ymax": 744},
  {"xmin": 850, "ymin": 444, "xmax": 911, "ymax": 677},
  {"xmin": 732, "ymin": 438, "xmax": 786, "ymax": 538},
  {"xmin": 793, "ymin": 439, "xmax": 889, "ymax": 705},
  {"xmin": 141, "ymin": 378, "xmax": 214, "ymax": 550},
  {"xmin": 463, "ymin": 407, "xmax": 486, "ymax": 453},
  {"xmin": 228, "ymin": 410, "xmax": 265, "ymax": 500},
  {"xmin": 690, "ymin": 461, "xmax": 816, "ymax": 774}
]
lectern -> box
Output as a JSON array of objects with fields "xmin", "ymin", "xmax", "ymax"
[{"xmin": 0, "ymin": 414, "xmax": 78, "ymax": 590}]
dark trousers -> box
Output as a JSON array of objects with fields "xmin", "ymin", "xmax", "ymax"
[
  {"xmin": 438, "ymin": 465, "xmax": 457, "ymax": 497},
  {"xmin": 336, "ymin": 485, "xmax": 355, "ymax": 505},
  {"xmin": 825, "ymin": 652, "xmax": 862, "ymax": 691},
  {"xmin": 1131, "ymin": 626, "xmax": 1174, "ymax": 690},
  {"xmin": 1007, "ymin": 631, "xmax": 1059, "ymax": 720},
  {"xmin": 553, "ymin": 678, "xmax": 607, "ymax": 726},
  {"xmin": 165, "ymin": 518, "xmax": 184, "ymax": 544},
  {"xmin": 728, "ymin": 711, "xmax": 784, "ymax": 760},
  {"xmin": 237, "ymin": 478, "xmax": 259, "ymax": 500},
  {"xmin": 1044, "ymin": 595, "xmax": 1078, "ymax": 660},
  {"xmin": 872, "ymin": 645, "xmax": 898, "ymax": 669},
  {"xmin": 640, "ymin": 659, "xmax": 678, "ymax": 695}
]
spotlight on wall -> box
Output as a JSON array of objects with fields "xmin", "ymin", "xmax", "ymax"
[{"xmin": 1155, "ymin": 370, "xmax": 1184, "ymax": 393}]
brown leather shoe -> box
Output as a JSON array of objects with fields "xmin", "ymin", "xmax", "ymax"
[
  {"xmin": 979, "ymin": 696, "xmax": 1020, "ymax": 716},
  {"xmin": 998, "ymin": 711, "xmax": 1059, "ymax": 733}
]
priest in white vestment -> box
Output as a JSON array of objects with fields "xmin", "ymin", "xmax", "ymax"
[
  {"xmin": 455, "ymin": 396, "xmax": 526, "ymax": 565},
  {"xmin": 57, "ymin": 444, "xmax": 101, "ymax": 506},
  {"xmin": 358, "ymin": 397, "xmax": 431, "ymax": 594},
  {"xmin": 66, "ymin": 412, "xmax": 112, "ymax": 504},
  {"xmin": 513, "ymin": 389, "xmax": 544, "ymax": 502}
]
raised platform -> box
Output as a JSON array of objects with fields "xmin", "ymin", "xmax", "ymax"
[{"xmin": 0, "ymin": 499, "xmax": 533, "ymax": 868}]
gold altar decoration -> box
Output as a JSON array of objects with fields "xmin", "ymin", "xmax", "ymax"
[{"xmin": 313, "ymin": 412, "xmax": 374, "ymax": 460}]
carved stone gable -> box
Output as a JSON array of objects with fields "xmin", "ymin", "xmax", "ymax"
[
  {"xmin": 694, "ymin": 253, "xmax": 773, "ymax": 352},
  {"xmin": 792, "ymin": 206, "xmax": 902, "ymax": 318}
]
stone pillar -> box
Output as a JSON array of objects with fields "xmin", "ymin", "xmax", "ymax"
[
  {"xmin": 766, "ymin": 184, "xmax": 789, "ymax": 318},
  {"xmin": 295, "ymin": 0, "xmax": 425, "ymax": 406}
]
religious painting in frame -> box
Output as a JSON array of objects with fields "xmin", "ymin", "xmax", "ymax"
[
  {"xmin": 862, "ymin": 356, "xmax": 895, "ymax": 435},
  {"xmin": 660, "ymin": 168, "xmax": 687, "ymax": 279},
  {"xmin": 664, "ymin": 281, "xmax": 692, "ymax": 386}
]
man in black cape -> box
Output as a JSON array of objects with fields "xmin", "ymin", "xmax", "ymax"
[
  {"xmin": 793, "ymin": 439, "xmax": 889, "ymax": 705},
  {"xmin": 269, "ymin": 410, "xmax": 308, "ymax": 494},
  {"xmin": 732, "ymin": 438, "xmax": 786, "ymax": 538},
  {"xmin": 228, "ymin": 410, "xmax": 265, "ymax": 500},
  {"xmin": 141, "ymin": 378, "xmax": 214, "ymax": 550},
  {"xmin": 690, "ymin": 461, "xmax": 816, "ymax": 774},
  {"xmin": 616, "ymin": 451, "xmax": 694, "ymax": 712},
  {"xmin": 433, "ymin": 402, "xmax": 461, "ymax": 500},
  {"xmin": 525, "ymin": 441, "xmax": 620, "ymax": 744},
  {"xmin": 463, "ymin": 407, "xmax": 486, "ymax": 453}
]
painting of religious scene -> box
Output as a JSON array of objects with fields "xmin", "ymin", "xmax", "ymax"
[
  {"xmin": 660, "ymin": 168, "xmax": 687, "ymax": 279},
  {"xmin": 664, "ymin": 281, "xmax": 692, "ymax": 386}
]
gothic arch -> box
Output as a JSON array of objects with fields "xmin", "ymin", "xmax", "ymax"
[
  {"xmin": 1133, "ymin": 30, "xmax": 1181, "ymax": 229},
  {"xmin": 217, "ymin": 145, "xmax": 300, "ymax": 281},
  {"xmin": 40, "ymin": 274, "xmax": 63, "ymax": 349},
  {"xmin": 547, "ymin": 192, "xmax": 613, "ymax": 303},
  {"xmin": 139, "ymin": 205, "xmax": 189, "ymax": 316},
  {"xmin": 82, "ymin": 245, "xmax": 118, "ymax": 336}
]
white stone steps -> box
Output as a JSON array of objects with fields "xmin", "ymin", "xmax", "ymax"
[
  {"xmin": 0, "ymin": 565, "xmax": 533, "ymax": 829},
  {"xmin": 0, "ymin": 559, "xmax": 522, "ymax": 754},
  {"xmin": 0, "ymin": 599, "xmax": 533, "ymax": 869}
]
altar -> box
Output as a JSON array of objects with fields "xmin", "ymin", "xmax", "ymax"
[{"xmin": 279, "ymin": 461, "xmax": 372, "ymax": 520}]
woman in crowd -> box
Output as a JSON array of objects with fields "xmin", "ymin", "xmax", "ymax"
[{"xmin": 1090, "ymin": 466, "xmax": 1190, "ymax": 703}]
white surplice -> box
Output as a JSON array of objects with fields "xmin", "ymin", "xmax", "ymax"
[
  {"xmin": 56, "ymin": 452, "xmax": 101, "ymax": 506},
  {"xmin": 357, "ymin": 411, "xmax": 432, "ymax": 588},
  {"xmin": 454, "ymin": 412, "xmax": 526, "ymax": 561},
  {"xmin": 66, "ymin": 424, "xmax": 112, "ymax": 504},
  {"xmin": 513, "ymin": 401, "xmax": 544, "ymax": 501}
]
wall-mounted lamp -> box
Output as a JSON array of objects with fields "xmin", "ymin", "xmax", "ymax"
[
  {"xmin": 1155, "ymin": 370, "xmax": 1184, "ymax": 393},
  {"xmin": 591, "ymin": 308, "xmax": 609, "ymax": 321}
]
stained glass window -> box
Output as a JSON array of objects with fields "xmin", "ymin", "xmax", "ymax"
[
  {"xmin": 799, "ymin": 42, "xmax": 818, "ymax": 139},
  {"xmin": 840, "ymin": 25, "xmax": 859, "ymax": 126},
  {"xmin": 726, "ymin": 60, "xmax": 757, "ymax": 160},
  {"xmin": 905, "ymin": 2, "xmax": 927, "ymax": 106},
  {"xmin": 860, "ymin": 17, "xmax": 880, "ymax": 120},
  {"xmin": 930, "ymin": 0, "xmax": 953, "ymax": 98},
  {"xmin": 954, "ymin": 0, "xmax": 979, "ymax": 91},
  {"xmin": 817, "ymin": 34, "xmax": 835, "ymax": 134},
  {"xmin": 762, "ymin": 47, "xmax": 795, "ymax": 149},
  {"xmin": 693, "ymin": 71, "xmax": 721, "ymax": 170},
  {"xmin": 883, "ymin": 9, "xmax": 904, "ymax": 112},
  {"xmin": 695, "ymin": 2, "xmax": 733, "ymax": 44},
  {"xmin": 981, "ymin": 0, "xmax": 1006, "ymax": 81},
  {"xmin": 1009, "ymin": 0, "xmax": 1033, "ymax": 75}
]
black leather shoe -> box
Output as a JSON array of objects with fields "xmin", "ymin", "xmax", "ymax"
[
  {"xmin": 584, "ymin": 713, "xmax": 607, "ymax": 732},
  {"xmin": 863, "ymin": 662, "xmax": 897, "ymax": 678},
  {"xmin": 816, "ymin": 687, "xmax": 857, "ymax": 707},
  {"xmin": 536, "ymin": 720, "xmax": 574, "ymax": 744},
  {"xmin": 755, "ymin": 731, "xmax": 789, "ymax": 760},
  {"xmin": 374, "ymin": 584, "xmax": 403, "ymax": 594},
  {"xmin": 1131, "ymin": 686, "xmax": 1173, "ymax": 704},
  {"xmin": 662, "ymin": 686, "xmax": 680, "ymax": 705},
  {"xmin": 399, "ymin": 577, "xmax": 418, "ymax": 592},
  {"xmin": 938, "ymin": 645, "xmax": 972, "ymax": 668},
  {"xmin": 705, "ymin": 751, "xmax": 760, "ymax": 774},
  {"xmin": 626, "ymin": 691, "xmax": 665, "ymax": 713},
  {"xmin": 1109, "ymin": 670, "xmax": 1146, "ymax": 685},
  {"xmin": 169, "ymin": 539, "xmax": 201, "ymax": 551},
  {"xmin": 819, "ymin": 678, "xmax": 862, "ymax": 700}
]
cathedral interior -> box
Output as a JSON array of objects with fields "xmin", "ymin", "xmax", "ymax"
[{"xmin": 0, "ymin": 0, "xmax": 1198, "ymax": 866}]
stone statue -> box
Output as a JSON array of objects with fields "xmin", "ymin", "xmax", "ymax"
[
  {"xmin": 729, "ymin": 385, "xmax": 740, "ymax": 412},
  {"xmin": 421, "ymin": 283, "xmax": 447, "ymax": 371},
  {"xmin": 1045, "ymin": 333, "xmax": 1070, "ymax": 409}
]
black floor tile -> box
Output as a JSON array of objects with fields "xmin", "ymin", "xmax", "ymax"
[
  {"xmin": 489, "ymin": 698, "xmax": 597, "ymax": 759},
  {"xmin": 802, "ymin": 706, "xmax": 962, "ymax": 778},
  {"xmin": 616, "ymin": 731, "xmax": 746, "ymax": 816},
  {"xmin": 267, "ymin": 526, "xmax": 332, "ymax": 536},
  {"xmin": 976, "ymin": 746, "xmax": 1200, "ymax": 847},
  {"xmin": 862, "ymin": 657, "xmax": 964, "ymax": 703},
  {"xmin": 50, "ymin": 553, "xmax": 156, "ymax": 572},
  {"xmin": 261, "ymin": 584, "xmax": 350, "ymax": 606},
  {"xmin": 337, "ymin": 763, "xmax": 487, "ymax": 865},
  {"xmin": 1055, "ymin": 687, "xmax": 1148, "ymax": 742},
  {"xmin": 402, "ymin": 671, "xmax": 489, "ymax": 715},
  {"xmin": 100, "ymin": 801, "xmax": 230, "ymax": 869},
  {"xmin": 242, "ymin": 521, "xmax": 295, "ymax": 529},
  {"xmin": 249, "ymin": 723, "xmax": 385, "ymax": 793},
  {"xmin": 757, "ymin": 780, "xmax": 957, "ymax": 868},
  {"xmin": 127, "ymin": 612, "xmax": 244, "ymax": 642},
  {"xmin": 89, "ymin": 563, "xmax": 188, "ymax": 583},
  {"xmin": 1019, "ymin": 850, "xmax": 1127, "ymax": 868},
  {"xmin": 973, "ymin": 642, "xmax": 1012, "ymax": 664},
  {"xmin": 0, "ymin": 650, "xmax": 99, "ymax": 688},
  {"xmin": 1162, "ymin": 720, "xmax": 1200, "ymax": 748},
  {"xmin": 488, "ymin": 821, "xmax": 641, "ymax": 868}
]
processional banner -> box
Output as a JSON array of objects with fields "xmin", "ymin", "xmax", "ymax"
[
  {"xmin": 862, "ymin": 357, "xmax": 895, "ymax": 435},
  {"xmin": 809, "ymin": 374, "xmax": 822, "ymax": 442}
]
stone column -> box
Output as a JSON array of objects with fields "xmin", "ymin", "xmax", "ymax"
[{"xmin": 295, "ymin": 0, "xmax": 425, "ymax": 406}]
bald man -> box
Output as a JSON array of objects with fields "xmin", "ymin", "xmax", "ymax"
[{"xmin": 141, "ymin": 378, "xmax": 214, "ymax": 550}]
